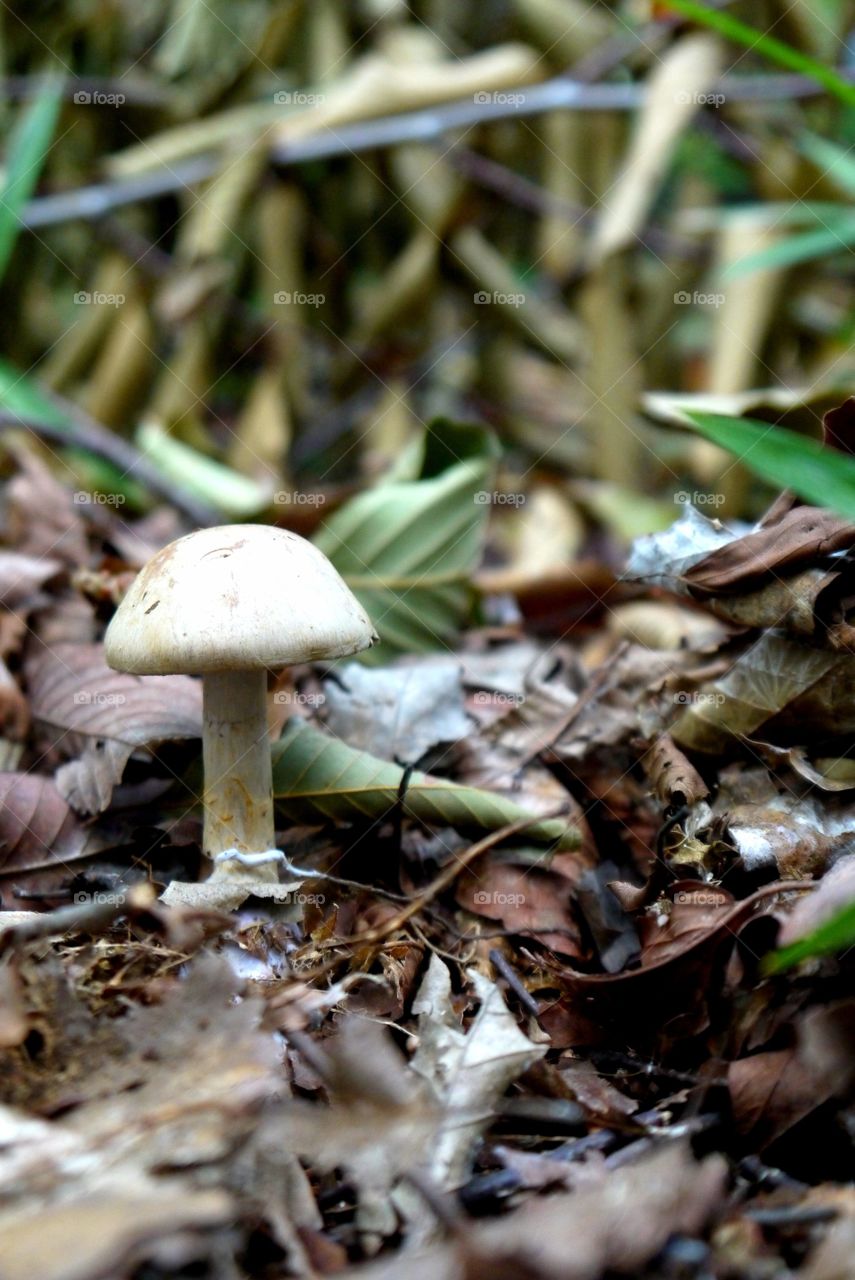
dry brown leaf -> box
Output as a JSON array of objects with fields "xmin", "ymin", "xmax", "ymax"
[
  {"xmin": 685, "ymin": 507, "xmax": 855, "ymax": 597},
  {"xmin": 0, "ymin": 551, "xmax": 62, "ymax": 609},
  {"xmin": 0, "ymin": 774, "xmax": 103, "ymax": 876},
  {"xmin": 455, "ymin": 852, "xmax": 585, "ymax": 957},
  {"xmin": 25, "ymin": 642, "xmax": 201, "ymax": 814},
  {"xmin": 644, "ymin": 733, "xmax": 709, "ymax": 806},
  {"xmin": 728, "ymin": 1047, "xmax": 834, "ymax": 1148},
  {"xmin": 5, "ymin": 449, "xmax": 89, "ymax": 568},
  {"xmin": 26, "ymin": 642, "xmax": 201, "ymax": 743}
]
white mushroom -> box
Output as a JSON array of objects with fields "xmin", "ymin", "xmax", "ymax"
[{"xmin": 105, "ymin": 525, "xmax": 377, "ymax": 904}]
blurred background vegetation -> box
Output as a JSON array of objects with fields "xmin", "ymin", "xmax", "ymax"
[{"xmin": 2, "ymin": 0, "xmax": 855, "ymax": 649}]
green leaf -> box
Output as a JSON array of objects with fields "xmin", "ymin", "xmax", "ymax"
[
  {"xmin": 661, "ymin": 0, "xmax": 855, "ymax": 108},
  {"xmin": 724, "ymin": 215, "xmax": 855, "ymax": 277},
  {"xmin": 272, "ymin": 717, "xmax": 579, "ymax": 851},
  {"xmin": 0, "ymin": 84, "xmax": 63, "ymax": 284},
  {"xmin": 684, "ymin": 412, "xmax": 855, "ymax": 519},
  {"xmin": 136, "ymin": 421, "xmax": 273, "ymax": 517},
  {"xmin": 764, "ymin": 899, "xmax": 855, "ymax": 973},
  {"xmin": 0, "ymin": 356, "xmax": 67, "ymax": 425},
  {"xmin": 801, "ymin": 133, "xmax": 855, "ymax": 197},
  {"xmin": 313, "ymin": 419, "xmax": 499, "ymax": 661}
]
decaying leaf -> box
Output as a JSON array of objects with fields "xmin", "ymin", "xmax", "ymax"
[
  {"xmin": 409, "ymin": 955, "xmax": 545, "ymax": 1187},
  {"xmin": 728, "ymin": 1047, "xmax": 834, "ymax": 1149},
  {"xmin": 336, "ymin": 1144, "xmax": 727, "ymax": 1280},
  {"xmin": 685, "ymin": 506, "xmax": 855, "ymax": 596},
  {"xmin": 624, "ymin": 504, "xmax": 743, "ymax": 594},
  {"xmin": 0, "ymin": 773, "xmax": 105, "ymax": 876},
  {"xmin": 322, "ymin": 659, "xmax": 471, "ymax": 762},
  {"xmin": 25, "ymin": 642, "xmax": 201, "ymax": 814},
  {"xmin": 671, "ymin": 632, "xmax": 850, "ymax": 753},
  {"xmin": 644, "ymin": 733, "xmax": 709, "ymax": 806}
]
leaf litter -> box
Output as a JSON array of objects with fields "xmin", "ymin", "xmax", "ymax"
[
  {"xmin": 0, "ymin": 425, "xmax": 853, "ymax": 1279},
  {"xmin": 2, "ymin": 6, "xmax": 855, "ymax": 1274}
]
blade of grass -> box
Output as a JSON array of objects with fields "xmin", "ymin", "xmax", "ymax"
[
  {"xmin": 0, "ymin": 83, "xmax": 63, "ymax": 282},
  {"xmin": 662, "ymin": 0, "xmax": 855, "ymax": 108},
  {"xmin": 724, "ymin": 214, "xmax": 855, "ymax": 277},
  {"xmin": 684, "ymin": 411, "xmax": 855, "ymax": 518},
  {"xmin": 764, "ymin": 899, "xmax": 855, "ymax": 972}
]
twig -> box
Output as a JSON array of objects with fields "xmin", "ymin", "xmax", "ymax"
[
  {"xmin": 489, "ymin": 947, "xmax": 542, "ymax": 1018},
  {"xmin": 21, "ymin": 70, "xmax": 855, "ymax": 230},
  {"xmin": 447, "ymin": 145, "xmax": 701, "ymax": 262},
  {"xmin": 0, "ymin": 883, "xmax": 155, "ymax": 953},
  {"xmin": 0, "ymin": 405, "xmax": 220, "ymax": 526},
  {"xmin": 313, "ymin": 806, "xmax": 572, "ymax": 953}
]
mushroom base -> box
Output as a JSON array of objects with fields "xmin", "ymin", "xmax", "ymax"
[{"xmin": 201, "ymin": 668, "xmax": 276, "ymax": 882}]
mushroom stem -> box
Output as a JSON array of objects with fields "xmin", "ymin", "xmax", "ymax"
[{"xmin": 201, "ymin": 668, "xmax": 275, "ymax": 877}]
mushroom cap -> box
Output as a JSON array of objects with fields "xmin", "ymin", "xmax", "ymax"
[{"xmin": 105, "ymin": 525, "xmax": 378, "ymax": 674}]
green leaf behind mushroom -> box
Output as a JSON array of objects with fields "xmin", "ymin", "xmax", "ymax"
[
  {"xmin": 313, "ymin": 419, "xmax": 498, "ymax": 661},
  {"xmin": 272, "ymin": 717, "xmax": 579, "ymax": 851}
]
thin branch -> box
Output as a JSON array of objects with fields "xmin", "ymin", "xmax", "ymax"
[
  {"xmin": 0, "ymin": 401, "xmax": 219, "ymax": 526},
  {"xmin": 21, "ymin": 69, "xmax": 855, "ymax": 230}
]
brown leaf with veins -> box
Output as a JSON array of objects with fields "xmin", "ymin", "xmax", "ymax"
[
  {"xmin": 728, "ymin": 1047, "xmax": 834, "ymax": 1148},
  {"xmin": 5, "ymin": 448, "xmax": 89, "ymax": 568},
  {"xmin": 684, "ymin": 507, "xmax": 855, "ymax": 597},
  {"xmin": 25, "ymin": 642, "xmax": 201, "ymax": 814},
  {"xmin": 555, "ymin": 882, "xmax": 808, "ymax": 1043},
  {"xmin": 0, "ymin": 774, "xmax": 105, "ymax": 876},
  {"xmin": 455, "ymin": 853, "xmax": 586, "ymax": 957},
  {"xmin": 26, "ymin": 643, "xmax": 201, "ymax": 744}
]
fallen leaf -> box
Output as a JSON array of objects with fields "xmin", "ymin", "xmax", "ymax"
[
  {"xmin": 322, "ymin": 659, "xmax": 471, "ymax": 762},
  {"xmin": 272, "ymin": 717, "xmax": 580, "ymax": 850},
  {"xmin": 0, "ymin": 774, "xmax": 105, "ymax": 876},
  {"xmin": 409, "ymin": 955, "xmax": 546, "ymax": 1187},
  {"xmin": 728, "ymin": 1047, "xmax": 834, "ymax": 1148},
  {"xmin": 26, "ymin": 642, "xmax": 201, "ymax": 814}
]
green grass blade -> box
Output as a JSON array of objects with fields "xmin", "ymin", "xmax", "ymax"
[
  {"xmin": 801, "ymin": 133, "xmax": 855, "ymax": 197},
  {"xmin": 662, "ymin": 0, "xmax": 855, "ymax": 108},
  {"xmin": 724, "ymin": 216, "xmax": 855, "ymax": 277},
  {"xmin": 0, "ymin": 84, "xmax": 63, "ymax": 283},
  {"xmin": 764, "ymin": 899, "xmax": 855, "ymax": 972},
  {"xmin": 685, "ymin": 412, "xmax": 855, "ymax": 518}
]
